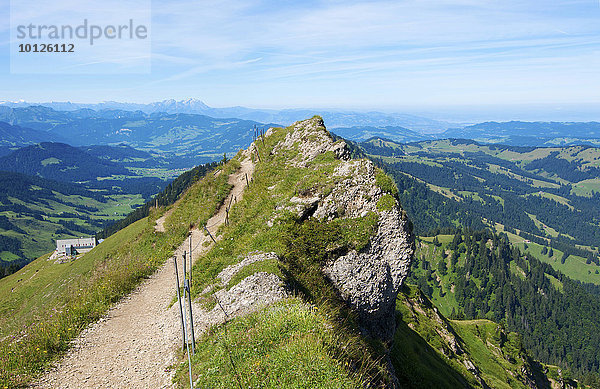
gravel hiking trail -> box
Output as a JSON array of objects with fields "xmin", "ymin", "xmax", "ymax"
[{"xmin": 34, "ymin": 154, "xmax": 255, "ymax": 388}]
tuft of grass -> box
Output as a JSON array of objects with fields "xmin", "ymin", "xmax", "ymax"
[
  {"xmin": 376, "ymin": 193, "xmax": 397, "ymax": 212},
  {"xmin": 283, "ymin": 213, "xmax": 378, "ymax": 268},
  {"xmin": 375, "ymin": 168, "xmax": 398, "ymax": 196}
]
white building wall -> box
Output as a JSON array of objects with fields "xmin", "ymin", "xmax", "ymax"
[{"xmin": 56, "ymin": 237, "xmax": 97, "ymax": 255}]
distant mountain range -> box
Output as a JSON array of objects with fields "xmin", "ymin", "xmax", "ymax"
[
  {"xmin": 443, "ymin": 121, "xmax": 600, "ymax": 146},
  {"xmin": 329, "ymin": 125, "xmax": 433, "ymax": 143},
  {"xmin": 0, "ymin": 106, "xmax": 279, "ymax": 161},
  {"xmin": 0, "ymin": 121, "xmax": 65, "ymax": 148},
  {"xmin": 1, "ymin": 103, "xmax": 600, "ymax": 160},
  {"xmin": 0, "ymin": 99, "xmax": 452, "ymax": 131}
]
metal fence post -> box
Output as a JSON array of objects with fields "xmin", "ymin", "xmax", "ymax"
[
  {"xmin": 189, "ymin": 234, "xmax": 192, "ymax": 289},
  {"xmin": 185, "ymin": 279, "xmax": 196, "ymax": 354},
  {"xmin": 173, "ymin": 256, "xmax": 186, "ymax": 349}
]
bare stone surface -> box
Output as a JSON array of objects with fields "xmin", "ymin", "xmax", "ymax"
[
  {"xmin": 193, "ymin": 271, "xmax": 290, "ymax": 333},
  {"xmin": 324, "ymin": 206, "xmax": 414, "ymax": 342},
  {"xmin": 286, "ymin": 196, "xmax": 321, "ymax": 219},
  {"xmin": 217, "ymin": 251, "xmax": 279, "ymax": 286},
  {"xmin": 313, "ymin": 159, "xmax": 381, "ymax": 220},
  {"xmin": 272, "ymin": 117, "xmax": 350, "ymax": 167}
]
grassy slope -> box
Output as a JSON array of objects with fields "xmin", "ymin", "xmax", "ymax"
[
  {"xmin": 393, "ymin": 285, "xmax": 551, "ymax": 389},
  {"xmin": 0, "ymin": 161, "xmax": 234, "ymax": 387},
  {"xmin": 497, "ymin": 227, "xmax": 600, "ymax": 285},
  {"xmin": 186, "ymin": 299, "xmax": 364, "ymax": 388},
  {"xmin": 0, "ymin": 154, "xmax": 197, "ymax": 266},
  {"xmin": 0, "ymin": 219, "xmax": 145, "ymax": 338},
  {"xmin": 0, "ymin": 192, "xmax": 145, "ymax": 262},
  {"xmin": 411, "ymin": 235, "xmax": 597, "ymax": 387},
  {"xmin": 512, "ymin": 240, "xmax": 599, "ymax": 285}
]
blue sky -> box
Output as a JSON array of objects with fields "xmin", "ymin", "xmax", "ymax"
[{"xmin": 1, "ymin": 0, "xmax": 599, "ymax": 112}]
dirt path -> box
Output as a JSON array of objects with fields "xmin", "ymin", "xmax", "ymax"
[
  {"xmin": 154, "ymin": 208, "xmax": 173, "ymax": 233},
  {"xmin": 34, "ymin": 154, "xmax": 255, "ymax": 389}
]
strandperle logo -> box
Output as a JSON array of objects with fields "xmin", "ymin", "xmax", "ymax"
[
  {"xmin": 15, "ymin": 19, "xmax": 148, "ymax": 45},
  {"xmin": 10, "ymin": 0, "xmax": 151, "ymax": 74}
]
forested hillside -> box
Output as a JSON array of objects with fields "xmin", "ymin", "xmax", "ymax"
[
  {"xmin": 97, "ymin": 160, "xmax": 219, "ymax": 238},
  {"xmin": 0, "ymin": 142, "xmax": 130, "ymax": 182},
  {"xmin": 409, "ymin": 230, "xmax": 600, "ymax": 380},
  {"xmin": 358, "ymin": 138, "xmax": 600, "ymax": 286},
  {"xmin": 352, "ymin": 136, "xmax": 600, "ymax": 383},
  {"xmin": 0, "ymin": 171, "xmax": 144, "ymax": 277}
]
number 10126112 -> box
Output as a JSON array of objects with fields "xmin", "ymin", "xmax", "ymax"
[{"xmin": 18, "ymin": 43, "xmax": 74, "ymax": 53}]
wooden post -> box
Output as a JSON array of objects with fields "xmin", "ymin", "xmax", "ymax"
[
  {"xmin": 255, "ymin": 147, "xmax": 261, "ymax": 162},
  {"xmin": 245, "ymin": 173, "xmax": 249, "ymax": 187},
  {"xmin": 182, "ymin": 251, "xmax": 186, "ymax": 283}
]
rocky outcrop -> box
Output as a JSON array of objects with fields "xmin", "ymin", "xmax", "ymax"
[
  {"xmin": 272, "ymin": 116, "xmax": 351, "ymax": 166},
  {"xmin": 193, "ymin": 252, "xmax": 289, "ymax": 332},
  {"xmin": 217, "ymin": 251, "xmax": 279, "ymax": 286},
  {"xmin": 324, "ymin": 204, "xmax": 413, "ymax": 341},
  {"xmin": 200, "ymin": 116, "xmax": 413, "ymax": 344},
  {"xmin": 273, "ymin": 117, "xmax": 415, "ymax": 342}
]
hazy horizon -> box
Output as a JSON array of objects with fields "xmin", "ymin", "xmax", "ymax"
[
  {"xmin": 2, "ymin": 1, "xmax": 599, "ymax": 112},
  {"xmin": 2, "ymin": 98, "xmax": 600, "ymax": 124}
]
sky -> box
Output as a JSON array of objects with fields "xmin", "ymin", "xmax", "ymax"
[{"xmin": 1, "ymin": 0, "xmax": 600, "ymax": 116}]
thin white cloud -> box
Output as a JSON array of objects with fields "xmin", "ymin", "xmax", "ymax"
[
  {"xmin": 146, "ymin": 56, "xmax": 263, "ymax": 84},
  {"xmin": 1, "ymin": 0, "xmax": 599, "ymax": 107}
]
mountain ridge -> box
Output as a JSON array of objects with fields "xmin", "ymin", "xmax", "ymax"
[{"xmin": 0, "ymin": 116, "xmax": 563, "ymax": 388}]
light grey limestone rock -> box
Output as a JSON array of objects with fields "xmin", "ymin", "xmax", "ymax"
[
  {"xmin": 217, "ymin": 251, "xmax": 279, "ymax": 286},
  {"xmin": 323, "ymin": 205, "xmax": 414, "ymax": 341},
  {"xmin": 274, "ymin": 117, "xmax": 415, "ymax": 342},
  {"xmin": 193, "ymin": 252, "xmax": 289, "ymax": 333},
  {"xmin": 272, "ymin": 117, "xmax": 350, "ymax": 167}
]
